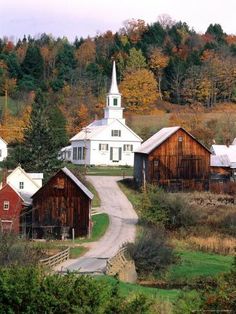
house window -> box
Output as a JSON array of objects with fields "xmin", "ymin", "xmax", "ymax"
[
  {"xmin": 73, "ymin": 147, "xmax": 78, "ymax": 160},
  {"xmin": 19, "ymin": 182, "xmax": 24, "ymax": 189},
  {"xmin": 124, "ymin": 144, "xmax": 133, "ymax": 152},
  {"xmin": 3, "ymin": 201, "xmax": 9, "ymax": 210},
  {"xmin": 78, "ymin": 147, "xmax": 85, "ymax": 160},
  {"xmin": 99, "ymin": 144, "xmax": 109, "ymax": 151},
  {"xmin": 0, "ymin": 149, "xmax": 2, "ymax": 157},
  {"xmin": 111, "ymin": 130, "xmax": 121, "ymax": 137},
  {"xmin": 113, "ymin": 98, "xmax": 118, "ymax": 106}
]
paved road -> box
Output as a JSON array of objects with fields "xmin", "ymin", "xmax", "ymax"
[{"xmin": 56, "ymin": 176, "xmax": 138, "ymax": 273}]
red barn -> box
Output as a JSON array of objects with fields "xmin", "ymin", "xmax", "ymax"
[{"xmin": 0, "ymin": 183, "xmax": 26, "ymax": 233}]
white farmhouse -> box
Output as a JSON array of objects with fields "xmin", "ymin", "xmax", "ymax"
[
  {"xmin": 69, "ymin": 62, "xmax": 142, "ymax": 166},
  {"xmin": 0, "ymin": 137, "xmax": 8, "ymax": 162},
  {"xmin": 6, "ymin": 166, "xmax": 43, "ymax": 204}
]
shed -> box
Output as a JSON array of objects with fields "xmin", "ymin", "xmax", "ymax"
[
  {"xmin": 134, "ymin": 126, "xmax": 211, "ymax": 191},
  {"xmin": 31, "ymin": 167, "xmax": 93, "ymax": 239}
]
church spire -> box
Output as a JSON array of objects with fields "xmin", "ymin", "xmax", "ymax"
[{"xmin": 109, "ymin": 61, "xmax": 120, "ymax": 94}]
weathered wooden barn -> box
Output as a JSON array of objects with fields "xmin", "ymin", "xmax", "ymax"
[
  {"xmin": 0, "ymin": 183, "xmax": 27, "ymax": 233},
  {"xmin": 30, "ymin": 167, "xmax": 93, "ymax": 239},
  {"xmin": 134, "ymin": 126, "xmax": 211, "ymax": 191}
]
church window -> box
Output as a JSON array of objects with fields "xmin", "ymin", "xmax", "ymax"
[
  {"xmin": 99, "ymin": 144, "xmax": 109, "ymax": 151},
  {"xmin": 113, "ymin": 98, "xmax": 118, "ymax": 106},
  {"xmin": 111, "ymin": 130, "xmax": 121, "ymax": 137},
  {"xmin": 124, "ymin": 144, "xmax": 133, "ymax": 152},
  {"xmin": 73, "ymin": 147, "xmax": 77, "ymax": 160},
  {"xmin": 78, "ymin": 147, "xmax": 85, "ymax": 160}
]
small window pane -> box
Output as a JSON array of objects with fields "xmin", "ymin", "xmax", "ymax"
[
  {"xmin": 3, "ymin": 201, "xmax": 9, "ymax": 210},
  {"xmin": 113, "ymin": 98, "xmax": 118, "ymax": 106},
  {"xmin": 19, "ymin": 182, "xmax": 24, "ymax": 189}
]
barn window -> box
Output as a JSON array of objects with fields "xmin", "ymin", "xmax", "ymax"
[
  {"xmin": 19, "ymin": 182, "xmax": 24, "ymax": 189},
  {"xmin": 178, "ymin": 136, "xmax": 183, "ymax": 142},
  {"xmin": 111, "ymin": 130, "xmax": 121, "ymax": 137},
  {"xmin": 99, "ymin": 144, "xmax": 109, "ymax": 151},
  {"xmin": 154, "ymin": 160, "xmax": 159, "ymax": 167},
  {"xmin": 124, "ymin": 144, "xmax": 133, "ymax": 152},
  {"xmin": 3, "ymin": 201, "xmax": 9, "ymax": 210}
]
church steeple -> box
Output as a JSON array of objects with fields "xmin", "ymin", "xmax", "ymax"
[
  {"xmin": 104, "ymin": 61, "xmax": 124, "ymax": 123},
  {"xmin": 109, "ymin": 61, "xmax": 120, "ymax": 94}
]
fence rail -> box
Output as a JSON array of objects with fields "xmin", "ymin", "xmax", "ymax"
[{"xmin": 39, "ymin": 247, "xmax": 70, "ymax": 268}]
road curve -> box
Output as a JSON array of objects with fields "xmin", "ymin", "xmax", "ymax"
[{"xmin": 58, "ymin": 176, "xmax": 138, "ymax": 273}]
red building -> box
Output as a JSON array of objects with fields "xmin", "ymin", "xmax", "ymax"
[{"xmin": 0, "ymin": 183, "xmax": 26, "ymax": 233}]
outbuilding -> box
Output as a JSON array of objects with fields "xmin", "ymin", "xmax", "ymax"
[
  {"xmin": 31, "ymin": 167, "xmax": 93, "ymax": 239},
  {"xmin": 134, "ymin": 126, "xmax": 211, "ymax": 191}
]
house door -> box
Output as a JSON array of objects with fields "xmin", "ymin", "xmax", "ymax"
[{"xmin": 110, "ymin": 147, "xmax": 121, "ymax": 162}]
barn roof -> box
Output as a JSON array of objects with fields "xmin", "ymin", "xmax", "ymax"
[
  {"xmin": 135, "ymin": 126, "xmax": 211, "ymax": 154},
  {"xmin": 31, "ymin": 167, "xmax": 94, "ymax": 200},
  {"xmin": 61, "ymin": 167, "xmax": 94, "ymax": 200},
  {"xmin": 211, "ymin": 145, "xmax": 236, "ymax": 168},
  {"xmin": 210, "ymin": 155, "xmax": 231, "ymax": 167}
]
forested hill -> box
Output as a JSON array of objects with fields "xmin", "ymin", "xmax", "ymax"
[{"xmin": 1, "ymin": 19, "xmax": 236, "ymax": 144}]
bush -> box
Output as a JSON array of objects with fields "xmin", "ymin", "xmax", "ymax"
[
  {"xmin": 126, "ymin": 226, "xmax": 178, "ymax": 278},
  {"xmin": 0, "ymin": 267, "xmax": 151, "ymax": 313},
  {"xmin": 140, "ymin": 185, "xmax": 199, "ymax": 229},
  {"xmin": 0, "ymin": 233, "xmax": 43, "ymax": 267}
]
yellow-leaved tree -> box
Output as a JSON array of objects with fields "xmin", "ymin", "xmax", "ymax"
[{"xmin": 119, "ymin": 69, "xmax": 158, "ymax": 114}]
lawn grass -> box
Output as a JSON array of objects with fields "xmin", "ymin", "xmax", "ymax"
[
  {"xmin": 74, "ymin": 213, "xmax": 109, "ymax": 244},
  {"xmin": 96, "ymin": 275, "xmax": 180, "ymax": 301},
  {"xmin": 86, "ymin": 180, "xmax": 101, "ymax": 208},
  {"xmin": 69, "ymin": 246, "xmax": 87, "ymax": 258},
  {"xmin": 167, "ymin": 249, "xmax": 234, "ymax": 281},
  {"xmin": 117, "ymin": 178, "xmax": 141, "ymax": 210},
  {"xmin": 85, "ymin": 166, "xmax": 133, "ymax": 177}
]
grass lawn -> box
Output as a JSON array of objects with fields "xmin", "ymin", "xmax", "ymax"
[
  {"xmin": 86, "ymin": 180, "xmax": 101, "ymax": 208},
  {"xmin": 69, "ymin": 246, "xmax": 87, "ymax": 258},
  {"xmin": 74, "ymin": 213, "xmax": 109, "ymax": 244},
  {"xmin": 85, "ymin": 166, "xmax": 133, "ymax": 177},
  {"xmin": 167, "ymin": 249, "xmax": 234, "ymax": 282},
  {"xmin": 96, "ymin": 275, "xmax": 180, "ymax": 301}
]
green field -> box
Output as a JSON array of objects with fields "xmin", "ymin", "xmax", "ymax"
[
  {"xmin": 96, "ymin": 275, "xmax": 180, "ymax": 301},
  {"xmin": 85, "ymin": 166, "xmax": 133, "ymax": 177},
  {"xmin": 167, "ymin": 249, "xmax": 233, "ymax": 282},
  {"xmin": 69, "ymin": 246, "xmax": 87, "ymax": 258}
]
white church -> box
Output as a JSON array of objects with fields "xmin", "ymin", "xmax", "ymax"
[{"xmin": 65, "ymin": 62, "xmax": 142, "ymax": 166}]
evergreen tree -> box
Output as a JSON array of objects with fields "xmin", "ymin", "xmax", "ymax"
[
  {"xmin": 4, "ymin": 92, "xmax": 67, "ymax": 180},
  {"xmin": 21, "ymin": 44, "xmax": 44, "ymax": 79}
]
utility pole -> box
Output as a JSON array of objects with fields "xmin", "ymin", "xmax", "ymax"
[{"xmin": 83, "ymin": 127, "xmax": 91, "ymax": 174}]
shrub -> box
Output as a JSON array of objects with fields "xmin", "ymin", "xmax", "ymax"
[
  {"xmin": 140, "ymin": 185, "xmax": 199, "ymax": 229},
  {"xmin": 0, "ymin": 233, "xmax": 43, "ymax": 267},
  {"xmin": 0, "ymin": 267, "xmax": 152, "ymax": 313},
  {"xmin": 126, "ymin": 226, "xmax": 178, "ymax": 278}
]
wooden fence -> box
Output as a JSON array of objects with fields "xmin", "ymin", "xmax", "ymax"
[{"xmin": 39, "ymin": 247, "xmax": 70, "ymax": 268}]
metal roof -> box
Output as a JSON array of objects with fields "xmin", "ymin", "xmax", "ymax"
[
  {"xmin": 61, "ymin": 167, "xmax": 94, "ymax": 200},
  {"xmin": 135, "ymin": 126, "xmax": 181, "ymax": 154},
  {"xmin": 211, "ymin": 145, "xmax": 236, "ymax": 163},
  {"xmin": 210, "ymin": 155, "xmax": 231, "ymax": 167}
]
